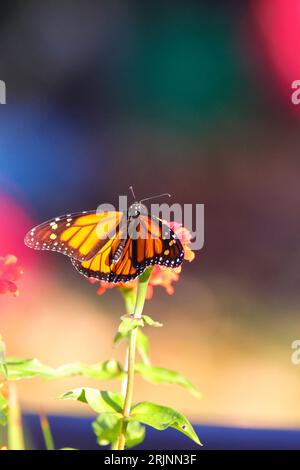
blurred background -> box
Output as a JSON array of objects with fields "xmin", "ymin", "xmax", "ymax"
[{"xmin": 1, "ymin": 0, "xmax": 300, "ymax": 446}]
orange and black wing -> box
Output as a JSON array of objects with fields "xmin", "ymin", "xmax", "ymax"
[
  {"xmin": 24, "ymin": 211, "xmax": 123, "ymax": 262},
  {"xmin": 71, "ymin": 215, "xmax": 184, "ymax": 283},
  {"xmin": 132, "ymin": 214, "xmax": 184, "ymax": 269},
  {"xmin": 71, "ymin": 232, "xmax": 138, "ymax": 283}
]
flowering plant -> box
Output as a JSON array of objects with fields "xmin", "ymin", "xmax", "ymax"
[
  {"xmin": 60, "ymin": 221, "xmax": 202, "ymax": 450},
  {"xmin": 0, "ymin": 220, "xmax": 202, "ymax": 450}
]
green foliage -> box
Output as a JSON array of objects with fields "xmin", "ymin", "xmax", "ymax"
[
  {"xmin": 62, "ymin": 389, "xmax": 147, "ymax": 448},
  {"xmin": 0, "ymin": 337, "xmax": 7, "ymax": 380},
  {"xmin": 113, "ymin": 332, "xmax": 124, "ymax": 346},
  {"xmin": 6, "ymin": 358, "xmax": 123, "ymax": 381},
  {"xmin": 118, "ymin": 314, "xmax": 163, "ymax": 337},
  {"xmin": 7, "ymin": 358, "xmax": 58, "ymax": 380},
  {"xmin": 60, "ymin": 388, "xmax": 123, "ymax": 414},
  {"xmin": 80, "ymin": 360, "xmax": 123, "ymax": 380},
  {"xmin": 0, "ymin": 258, "xmax": 201, "ymax": 450},
  {"xmin": 130, "ymin": 401, "xmax": 202, "ymax": 446},
  {"xmin": 93, "ymin": 413, "xmax": 146, "ymax": 449},
  {"xmin": 118, "ymin": 315, "xmax": 144, "ymax": 335},
  {"xmin": 125, "ymin": 420, "xmax": 146, "ymax": 448},
  {"xmin": 135, "ymin": 362, "xmax": 201, "ymax": 398},
  {"xmin": 2, "ymin": 317, "xmax": 201, "ymax": 448},
  {"xmin": 60, "ymin": 386, "xmax": 200, "ymax": 447},
  {"xmin": 93, "ymin": 413, "xmax": 122, "ymax": 446},
  {"xmin": 142, "ymin": 315, "xmax": 163, "ymax": 328},
  {"xmin": 0, "ymin": 390, "xmax": 8, "ymax": 426}
]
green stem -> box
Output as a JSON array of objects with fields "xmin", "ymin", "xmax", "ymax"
[
  {"xmin": 8, "ymin": 382, "xmax": 25, "ymax": 450},
  {"xmin": 117, "ymin": 268, "xmax": 153, "ymax": 451},
  {"xmin": 121, "ymin": 347, "xmax": 129, "ymax": 397},
  {"xmin": 39, "ymin": 413, "xmax": 55, "ymax": 450},
  {"xmin": 113, "ymin": 288, "xmax": 135, "ymax": 450},
  {"xmin": 118, "ymin": 287, "xmax": 136, "ymax": 400},
  {"xmin": 119, "ymin": 287, "xmax": 136, "ymax": 316},
  {"xmin": 117, "ymin": 328, "xmax": 137, "ymax": 450}
]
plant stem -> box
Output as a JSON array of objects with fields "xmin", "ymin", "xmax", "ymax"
[
  {"xmin": 39, "ymin": 413, "xmax": 55, "ymax": 450},
  {"xmin": 117, "ymin": 328, "xmax": 137, "ymax": 450},
  {"xmin": 121, "ymin": 347, "xmax": 129, "ymax": 397},
  {"xmin": 117, "ymin": 268, "xmax": 153, "ymax": 450},
  {"xmin": 8, "ymin": 382, "xmax": 25, "ymax": 450},
  {"xmin": 119, "ymin": 287, "xmax": 136, "ymax": 400}
]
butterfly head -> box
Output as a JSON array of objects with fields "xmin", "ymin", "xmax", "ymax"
[
  {"xmin": 128, "ymin": 202, "xmax": 147, "ymax": 219},
  {"xmin": 128, "ymin": 187, "xmax": 171, "ymax": 219}
]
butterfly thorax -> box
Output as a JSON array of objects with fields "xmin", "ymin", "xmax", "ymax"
[
  {"xmin": 128, "ymin": 203, "xmax": 148, "ymax": 219},
  {"xmin": 111, "ymin": 203, "xmax": 148, "ymax": 264}
]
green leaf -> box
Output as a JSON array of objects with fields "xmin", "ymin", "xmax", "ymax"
[
  {"xmin": 80, "ymin": 360, "xmax": 123, "ymax": 380},
  {"xmin": 93, "ymin": 413, "xmax": 122, "ymax": 446},
  {"xmin": 6, "ymin": 357, "xmax": 81, "ymax": 380},
  {"xmin": 47, "ymin": 362, "xmax": 83, "ymax": 379},
  {"xmin": 0, "ymin": 392, "xmax": 8, "ymax": 426},
  {"xmin": 136, "ymin": 329, "xmax": 151, "ymax": 365},
  {"xmin": 118, "ymin": 315, "xmax": 144, "ymax": 335},
  {"xmin": 113, "ymin": 331, "xmax": 125, "ymax": 346},
  {"xmin": 93, "ymin": 414, "xmax": 146, "ymax": 449},
  {"xmin": 6, "ymin": 357, "xmax": 123, "ymax": 381},
  {"xmin": 125, "ymin": 421, "xmax": 146, "ymax": 448},
  {"xmin": 60, "ymin": 388, "xmax": 123, "ymax": 414},
  {"xmin": 6, "ymin": 358, "xmax": 55, "ymax": 380},
  {"xmin": 135, "ymin": 362, "xmax": 201, "ymax": 398},
  {"xmin": 0, "ymin": 337, "xmax": 7, "ymax": 380},
  {"xmin": 142, "ymin": 315, "xmax": 163, "ymax": 328},
  {"xmin": 130, "ymin": 402, "xmax": 202, "ymax": 446}
]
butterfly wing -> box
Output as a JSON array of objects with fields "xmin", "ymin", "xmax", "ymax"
[
  {"xmin": 71, "ymin": 234, "xmax": 138, "ymax": 282},
  {"xmin": 133, "ymin": 214, "xmax": 184, "ymax": 269},
  {"xmin": 24, "ymin": 211, "xmax": 123, "ymax": 262},
  {"xmin": 71, "ymin": 215, "xmax": 184, "ymax": 283}
]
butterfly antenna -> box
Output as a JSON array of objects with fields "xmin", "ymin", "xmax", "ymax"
[
  {"xmin": 140, "ymin": 193, "xmax": 171, "ymax": 203},
  {"xmin": 129, "ymin": 186, "xmax": 136, "ymax": 201}
]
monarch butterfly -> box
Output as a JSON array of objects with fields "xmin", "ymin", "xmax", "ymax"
[{"xmin": 24, "ymin": 189, "xmax": 184, "ymax": 283}]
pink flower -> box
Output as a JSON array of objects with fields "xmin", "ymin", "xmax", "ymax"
[
  {"xmin": 145, "ymin": 266, "xmax": 179, "ymax": 299},
  {"xmin": 0, "ymin": 255, "xmax": 23, "ymax": 296},
  {"xmin": 169, "ymin": 222, "xmax": 195, "ymax": 263}
]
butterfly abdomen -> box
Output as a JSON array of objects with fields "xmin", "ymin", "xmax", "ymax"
[{"xmin": 112, "ymin": 239, "xmax": 126, "ymax": 264}]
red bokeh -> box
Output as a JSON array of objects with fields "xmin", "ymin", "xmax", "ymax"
[
  {"xmin": 252, "ymin": 0, "xmax": 300, "ymax": 115},
  {"xmin": 0, "ymin": 193, "xmax": 36, "ymax": 265}
]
